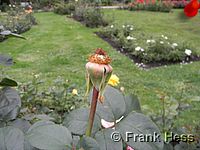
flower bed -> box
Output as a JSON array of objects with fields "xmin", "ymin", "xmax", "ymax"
[
  {"xmin": 127, "ymin": 0, "xmax": 173, "ymax": 12},
  {"xmin": 97, "ymin": 24, "xmax": 200, "ymax": 68},
  {"xmin": 170, "ymin": 0, "xmax": 188, "ymax": 8},
  {"xmin": 53, "ymin": 1, "xmax": 109, "ymax": 28},
  {"xmin": 0, "ymin": 6, "xmax": 36, "ymax": 42}
]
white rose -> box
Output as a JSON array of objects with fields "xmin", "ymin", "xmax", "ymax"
[
  {"xmin": 135, "ymin": 46, "xmax": 141, "ymax": 51},
  {"xmin": 172, "ymin": 43, "xmax": 178, "ymax": 47},
  {"xmin": 185, "ymin": 49, "xmax": 192, "ymax": 56},
  {"xmin": 160, "ymin": 41, "xmax": 164, "ymax": 44},
  {"xmin": 146, "ymin": 40, "xmax": 151, "ymax": 43}
]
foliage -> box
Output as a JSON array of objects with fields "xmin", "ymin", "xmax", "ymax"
[
  {"xmin": 0, "ymin": 50, "xmax": 164, "ymax": 150},
  {"xmin": 18, "ymin": 76, "xmax": 84, "ymax": 123},
  {"xmin": 73, "ymin": 5, "xmax": 109, "ymax": 27},
  {"xmin": 82, "ymin": 7, "xmax": 109, "ymax": 28},
  {"xmin": 54, "ymin": 1, "xmax": 109, "ymax": 28},
  {"xmin": 31, "ymin": 0, "xmax": 58, "ymax": 9},
  {"xmin": 0, "ymin": 7, "xmax": 36, "ymax": 42},
  {"xmin": 54, "ymin": 2, "xmax": 76, "ymax": 15},
  {"xmin": 171, "ymin": 0, "xmax": 188, "ymax": 8},
  {"xmin": 128, "ymin": 0, "xmax": 173, "ymax": 12},
  {"xmin": 0, "ymin": 55, "xmax": 165, "ymax": 150},
  {"xmin": 99, "ymin": 24, "xmax": 196, "ymax": 64}
]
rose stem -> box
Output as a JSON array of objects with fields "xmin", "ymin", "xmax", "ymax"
[{"xmin": 86, "ymin": 87, "xmax": 99, "ymax": 137}]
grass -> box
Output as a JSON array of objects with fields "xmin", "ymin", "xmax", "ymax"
[{"xmin": 0, "ymin": 10, "xmax": 199, "ymax": 128}]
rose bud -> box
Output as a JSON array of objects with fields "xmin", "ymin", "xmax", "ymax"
[{"xmin": 85, "ymin": 48, "xmax": 113, "ymax": 103}]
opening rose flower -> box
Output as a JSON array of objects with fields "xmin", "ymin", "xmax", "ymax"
[
  {"xmin": 85, "ymin": 48, "xmax": 113, "ymax": 137},
  {"xmin": 85, "ymin": 48, "xmax": 113, "ymax": 103}
]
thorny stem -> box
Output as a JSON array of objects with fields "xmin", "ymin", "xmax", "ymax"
[{"xmin": 85, "ymin": 87, "xmax": 99, "ymax": 137}]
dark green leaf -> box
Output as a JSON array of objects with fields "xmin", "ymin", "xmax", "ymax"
[
  {"xmin": 0, "ymin": 30, "xmax": 12, "ymax": 35},
  {"xmin": 24, "ymin": 139, "xmax": 40, "ymax": 150},
  {"xmin": 26, "ymin": 124, "xmax": 72, "ymax": 150},
  {"xmin": 8, "ymin": 119, "xmax": 31, "ymax": 133},
  {"xmin": 95, "ymin": 128, "xmax": 123, "ymax": 150},
  {"xmin": 0, "ymin": 126, "xmax": 24, "ymax": 150},
  {"xmin": 63, "ymin": 107, "xmax": 101, "ymax": 136},
  {"xmin": 10, "ymin": 33, "xmax": 26, "ymax": 39},
  {"xmin": 0, "ymin": 54, "xmax": 13, "ymax": 66},
  {"xmin": 123, "ymin": 94, "xmax": 142, "ymax": 116},
  {"xmin": 80, "ymin": 136, "xmax": 100, "ymax": 150},
  {"xmin": 91, "ymin": 86, "xmax": 126, "ymax": 122},
  {"xmin": 0, "ymin": 78, "xmax": 18, "ymax": 87},
  {"xmin": 116, "ymin": 112, "xmax": 164, "ymax": 150},
  {"xmin": 0, "ymin": 87, "xmax": 21, "ymax": 121},
  {"xmin": 27, "ymin": 120, "xmax": 55, "ymax": 133},
  {"xmin": 163, "ymin": 142, "xmax": 173, "ymax": 150},
  {"xmin": 0, "ymin": 30, "xmax": 26, "ymax": 39},
  {"xmin": 174, "ymin": 142, "xmax": 196, "ymax": 150}
]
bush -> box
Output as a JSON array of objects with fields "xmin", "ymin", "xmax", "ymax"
[
  {"xmin": 99, "ymin": 24, "xmax": 196, "ymax": 64},
  {"xmin": 0, "ymin": 8, "xmax": 36, "ymax": 42},
  {"xmin": 83, "ymin": 7, "xmax": 109, "ymax": 27},
  {"xmin": 73, "ymin": 5, "xmax": 86, "ymax": 21},
  {"xmin": 18, "ymin": 76, "xmax": 84, "ymax": 123},
  {"xmin": 73, "ymin": 5, "xmax": 109, "ymax": 28},
  {"xmin": 171, "ymin": 0, "xmax": 188, "ymax": 8},
  {"xmin": 54, "ymin": 2, "xmax": 75, "ymax": 15},
  {"xmin": 128, "ymin": 1, "xmax": 173, "ymax": 12}
]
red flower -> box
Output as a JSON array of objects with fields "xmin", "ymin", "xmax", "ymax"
[{"xmin": 184, "ymin": 0, "xmax": 199, "ymax": 17}]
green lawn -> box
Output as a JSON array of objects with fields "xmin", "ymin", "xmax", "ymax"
[{"xmin": 0, "ymin": 10, "xmax": 199, "ymax": 127}]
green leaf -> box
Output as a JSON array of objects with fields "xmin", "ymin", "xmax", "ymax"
[
  {"xmin": 174, "ymin": 142, "xmax": 196, "ymax": 150},
  {"xmin": 0, "ymin": 78, "xmax": 18, "ymax": 87},
  {"xmin": 80, "ymin": 136, "xmax": 100, "ymax": 150},
  {"xmin": 27, "ymin": 120, "xmax": 55, "ymax": 133},
  {"xmin": 0, "ymin": 87, "xmax": 21, "ymax": 121},
  {"xmin": 0, "ymin": 126, "xmax": 24, "ymax": 150},
  {"xmin": 123, "ymin": 94, "xmax": 142, "ymax": 116},
  {"xmin": 63, "ymin": 107, "xmax": 101, "ymax": 136},
  {"xmin": 8, "ymin": 119, "xmax": 31, "ymax": 133},
  {"xmin": 24, "ymin": 139, "xmax": 39, "ymax": 150},
  {"xmin": 95, "ymin": 128, "xmax": 123, "ymax": 150},
  {"xmin": 0, "ymin": 30, "xmax": 12, "ymax": 35},
  {"xmin": 163, "ymin": 142, "xmax": 173, "ymax": 150},
  {"xmin": 26, "ymin": 124, "xmax": 72, "ymax": 150},
  {"xmin": 91, "ymin": 86, "xmax": 126, "ymax": 122},
  {"xmin": 0, "ymin": 30, "xmax": 26, "ymax": 39},
  {"xmin": 0, "ymin": 54, "xmax": 13, "ymax": 66},
  {"xmin": 116, "ymin": 112, "xmax": 164, "ymax": 150}
]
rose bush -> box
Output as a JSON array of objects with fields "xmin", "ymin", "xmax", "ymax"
[{"xmin": 98, "ymin": 24, "xmax": 197, "ymax": 66}]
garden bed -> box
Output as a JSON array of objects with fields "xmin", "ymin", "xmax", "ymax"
[
  {"xmin": 0, "ymin": 8, "xmax": 36, "ymax": 42},
  {"xmin": 96, "ymin": 32, "xmax": 200, "ymax": 69}
]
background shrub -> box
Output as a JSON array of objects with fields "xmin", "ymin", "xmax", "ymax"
[
  {"xmin": 72, "ymin": 4, "xmax": 109, "ymax": 28},
  {"xmin": 54, "ymin": 2, "xmax": 75, "ymax": 15},
  {"xmin": 0, "ymin": 8, "xmax": 36, "ymax": 42},
  {"xmin": 83, "ymin": 7, "xmax": 109, "ymax": 27},
  {"xmin": 128, "ymin": 1, "xmax": 173, "ymax": 12}
]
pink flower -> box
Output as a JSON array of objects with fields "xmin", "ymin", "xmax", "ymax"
[{"xmin": 127, "ymin": 146, "xmax": 134, "ymax": 150}]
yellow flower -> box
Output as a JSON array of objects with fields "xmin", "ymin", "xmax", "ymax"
[
  {"xmin": 108, "ymin": 74, "xmax": 119, "ymax": 86},
  {"xmin": 72, "ymin": 89, "xmax": 78, "ymax": 95}
]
